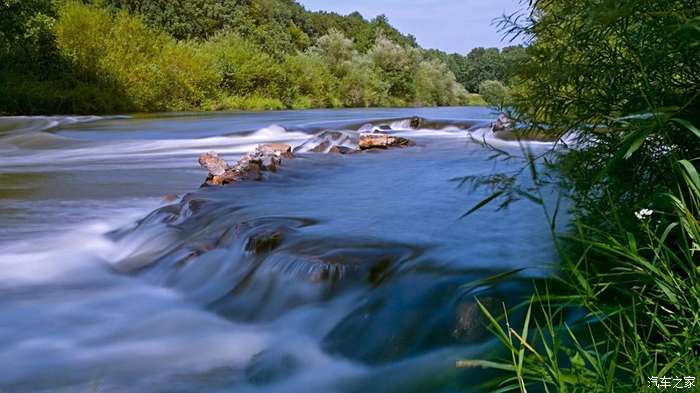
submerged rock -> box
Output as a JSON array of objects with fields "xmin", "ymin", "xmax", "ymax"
[
  {"xmin": 245, "ymin": 229, "xmax": 285, "ymax": 254},
  {"xmin": 256, "ymin": 143, "xmax": 293, "ymax": 159},
  {"xmin": 294, "ymin": 130, "xmax": 357, "ymax": 154},
  {"xmin": 328, "ymin": 145, "xmax": 355, "ymax": 154},
  {"xmin": 305, "ymin": 141, "xmax": 355, "ymax": 154},
  {"xmin": 358, "ymin": 133, "xmax": 415, "ymax": 150},
  {"xmin": 199, "ymin": 143, "xmax": 293, "ymax": 187},
  {"xmin": 409, "ymin": 116, "xmax": 423, "ymax": 129},
  {"xmin": 492, "ymin": 113, "xmax": 514, "ymax": 133}
]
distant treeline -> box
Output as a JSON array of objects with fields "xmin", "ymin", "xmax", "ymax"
[{"xmin": 0, "ymin": 0, "xmax": 523, "ymax": 114}]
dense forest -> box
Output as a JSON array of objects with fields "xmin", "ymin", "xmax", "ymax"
[
  {"xmin": 0, "ymin": 0, "xmax": 522, "ymax": 115},
  {"xmin": 460, "ymin": 0, "xmax": 700, "ymax": 391}
]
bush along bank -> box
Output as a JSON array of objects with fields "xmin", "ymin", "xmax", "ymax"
[{"xmin": 1, "ymin": 1, "xmax": 484, "ymax": 115}]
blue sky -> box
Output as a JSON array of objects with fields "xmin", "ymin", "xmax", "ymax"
[{"xmin": 299, "ymin": 0, "xmax": 526, "ymax": 54}]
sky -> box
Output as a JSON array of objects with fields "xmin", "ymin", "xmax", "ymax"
[{"xmin": 299, "ymin": 0, "xmax": 526, "ymax": 54}]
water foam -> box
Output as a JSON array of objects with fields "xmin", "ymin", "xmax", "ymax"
[{"xmin": 0, "ymin": 124, "xmax": 310, "ymax": 171}]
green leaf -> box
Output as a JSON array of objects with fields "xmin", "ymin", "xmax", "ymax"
[
  {"xmin": 671, "ymin": 118, "xmax": 700, "ymax": 140},
  {"xmin": 570, "ymin": 353, "xmax": 586, "ymax": 369},
  {"xmin": 515, "ymin": 189, "xmax": 544, "ymax": 205},
  {"xmin": 456, "ymin": 359, "xmax": 516, "ymax": 372},
  {"xmin": 623, "ymin": 127, "xmax": 653, "ymax": 160},
  {"xmin": 594, "ymin": 126, "xmax": 652, "ymax": 182},
  {"xmin": 460, "ymin": 190, "xmax": 505, "ymax": 218},
  {"xmin": 677, "ymin": 159, "xmax": 700, "ymax": 192}
]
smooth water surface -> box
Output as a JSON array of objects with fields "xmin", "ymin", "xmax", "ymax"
[{"xmin": 0, "ymin": 107, "xmax": 561, "ymax": 393}]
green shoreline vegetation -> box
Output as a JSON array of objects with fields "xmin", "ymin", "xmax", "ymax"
[
  {"xmin": 0, "ymin": 0, "xmax": 524, "ymax": 115},
  {"xmin": 460, "ymin": 0, "xmax": 700, "ymax": 391}
]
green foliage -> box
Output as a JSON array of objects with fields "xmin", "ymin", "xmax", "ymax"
[
  {"xmin": 0, "ymin": 0, "xmax": 479, "ymax": 114},
  {"xmin": 202, "ymin": 94, "xmax": 286, "ymax": 111},
  {"xmin": 103, "ymin": 0, "xmax": 241, "ymax": 40},
  {"xmin": 478, "ymin": 80, "xmax": 508, "ymax": 108},
  {"xmin": 0, "ymin": 0, "xmax": 56, "ymax": 59},
  {"xmin": 204, "ymin": 32, "xmax": 284, "ymax": 98},
  {"xmin": 415, "ymin": 59, "xmax": 467, "ymax": 106},
  {"xmin": 461, "ymin": 47, "xmax": 505, "ymax": 92},
  {"xmin": 337, "ymin": 55, "xmax": 387, "ymax": 107},
  {"xmin": 0, "ymin": 0, "xmax": 136, "ymax": 114},
  {"xmin": 103, "ymin": 0, "xmax": 417, "ymax": 54},
  {"xmin": 282, "ymin": 52, "xmax": 335, "ymax": 107},
  {"xmin": 425, "ymin": 45, "xmax": 527, "ymax": 93},
  {"xmin": 309, "ymin": 29, "xmax": 356, "ymax": 73},
  {"xmin": 461, "ymin": 0, "xmax": 700, "ymax": 390},
  {"xmin": 464, "ymin": 93, "xmax": 487, "ymax": 106},
  {"xmin": 368, "ymin": 35, "xmax": 421, "ymax": 100},
  {"xmin": 56, "ymin": 2, "xmax": 219, "ymax": 111}
]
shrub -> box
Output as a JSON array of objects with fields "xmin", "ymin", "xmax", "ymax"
[
  {"xmin": 3, "ymin": 0, "xmax": 472, "ymax": 114},
  {"xmin": 205, "ymin": 33, "xmax": 285, "ymax": 99},
  {"xmin": 204, "ymin": 95, "xmax": 286, "ymax": 111},
  {"xmin": 415, "ymin": 59, "xmax": 463, "ymax": 106},
  {"xmin": 282, "ymin": 52, "xmax": 336, "ymax": 107},
  {"xmin": 368, "ymin": 35, "xmax": 420, "ymax": 100},
  {"xmin": 338, "ymin": 55, "xmax": 387, "ymax": 107},
  {"xmin": 56, "ymin": 2, "xmax": 218, "ymax": 111},
  {"xmin": 478, "ymin": 80, "xmax": 508, "ymax": 109}
]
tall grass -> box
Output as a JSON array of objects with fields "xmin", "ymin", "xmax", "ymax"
[
  {"xmin": 458, "ymin": 119, "xmax": 700, "ymax": 392},
  {"xmin": 455, "ymin": 0, "xmax": 700, "ymax": 390}
]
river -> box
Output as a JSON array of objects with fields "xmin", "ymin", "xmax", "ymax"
[{"xmin": 0, "ymin": 107, "xmax": 561, "ymax": 393}]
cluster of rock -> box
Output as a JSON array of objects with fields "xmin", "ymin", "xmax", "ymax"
[
  {"xmin": 199, "ymin": 143, "xmax": 293, "ymax": 187},
  {"xmin": 358, "ymin": 133, "xmax": 415, "ymax": 150},
  {"xmin": 199, "ymin": 133, "xmax": 416, "ymax": 187}
]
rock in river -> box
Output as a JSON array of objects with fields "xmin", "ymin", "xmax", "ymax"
[
  {"xmin": 358, "ymin": 133, "xmax": 415, "ymax": 150},
  {"xmin": 199, "ymin": 143, "xmax": 294, "ymax": 187},
  {"xmin": 198, "ymin": 152, "xmax": 229, "ymax": 176},
  {"xmin": 492, "ymin": 113, "xmax": 514, "ymax": 133}
]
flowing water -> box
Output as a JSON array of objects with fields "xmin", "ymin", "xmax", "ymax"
[{"xmin": 0, "ymin": 107, "xmax": 562, "ymax": 393}]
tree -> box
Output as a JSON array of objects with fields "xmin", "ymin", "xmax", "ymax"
[
  {"xmin": 0, "ymin": 0, "xmax": 58, "ymax": 71},
  {"xmin": 368, "ymin": 35, "xmax": 420, "ymax": 101},
  {"xmin": 461, "ymin": 47, "xmax": 505, "ymax": 92},
  {"xmin": 478, "ymin": 80, "xmax": 508, "ymax": 108}
]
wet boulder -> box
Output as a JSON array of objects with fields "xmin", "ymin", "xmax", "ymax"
[
  {"xmin": 328, "ymin": 145, "xmax": 355, "ymax": 155},
  {"xmin": 198, "ymin": 152, "xmax": 229, "ymax": 176},
  {"xmin": 256, "ymin": 143, "xmax": 293, "ymax": 159},
  {"xmin": 358, "ymin": 133, "xmax": 415, "ymax": 150},
  {"xmin": 452, "ymin": 297, "xmax": 499, "ymax": 341},
  {"xmin": 232, "ymin": 153, "xmax": 264, "ymax": 181},
  {"xmin": 245, "ymin": 229, "xmax": 285, "ymax": 254},
  {"xmin": 492, "ymin": 113, "xmax": 514, "ymax": 133},
  {"xmin": 409, "ymin": 116, "xmax": 423, "ymax": 129}
]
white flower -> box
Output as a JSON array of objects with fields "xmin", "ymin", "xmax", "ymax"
[{"xmin": 635, "ymin": 208, "xmax": 653, "ymax": 220}]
